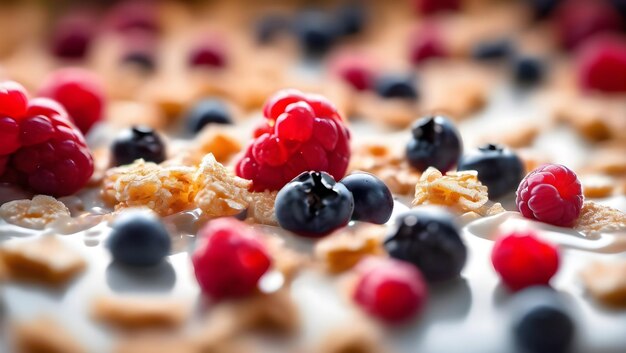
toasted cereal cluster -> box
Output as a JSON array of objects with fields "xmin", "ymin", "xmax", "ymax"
[
  {"xmin": 349, "ymin": 143, "xmax": 421, "ymax": 195},
  {"xmin": 103, "ymin": 154, "xmax": 259, "ymax": 219},
  {"xmin": 246, "ymin": 191, "xmax": 278, "ymax": 225},
  {"xmin": 574, "ymin": 201, "xmax": 626, "ymax": 235},
  {"xmin": 315, "ymin": 224, "xmax": 386, "ymax": 273},
  {"xmin": 0, "ymin": 195, "xmax": 71, "ymax": 230},
  {"xmin": 413, "ymin": 167, "xmax": 503, "ymax": 215},
  {"xmin": 193, "ymin": 154, "xmax": 251, "ymax": 218},
  {"xmin": 102, "ymin": 160, "xmax": 197, "ymax": 216}
]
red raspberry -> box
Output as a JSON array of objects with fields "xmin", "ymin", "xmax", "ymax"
[
  {"xmin": 577, "ymin": 34, "xmax": 626, "ymax": 93},
  {"xmin": 413, "ymin": 0, "xmax": 460, "ymax": 15},
  {"xmin": 409, "ymin": 23, "xmax": 447, "ymax": 65},
  {"xmin": 555, "ymin": 0, "xmax": 623, "ymax": 50},
  {"xmin": 491, "ymin": 231, "xmax": 560, "ymax": 291},
  {"xmin": 192, "ymin": 218, "xmax": 272, "ymax": 300},
  {"xmin": 9, "ymin": 97, "xmax": 94, "ymax": 197},
  {"xmin": 516, "ymin": 164, "xmax": 583, "ymax": 227},
  {"xmin": 236, "ymin": 89, "xmax": 351, "ymax": 192},
  {"xmin": 329, "ymin": 51, "xmax": 376, "ymax": 91},
  {"xmin": 38, "ymin": 68, "xmax": 105, "ymax": 135},
  {"xmin": 353, "ymin": 257, "xmax": 428, "ymax": 324},
  {"xmin": 188, "ymin": 36, "xmax": 227, "ymax": 68}
]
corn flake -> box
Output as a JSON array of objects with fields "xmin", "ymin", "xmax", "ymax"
[
  {"xmin": 0, "ymin": 195, "xmax": 70, "ymax": 230},
  {"xmin": 413, "ymin": 167, "xmax": 490, "ymax": 213}
]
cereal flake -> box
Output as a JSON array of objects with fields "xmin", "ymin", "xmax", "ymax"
[
  {"xmin": 575, "ymin": 201, "xmax": 626, "ymax": 235},
  {"xmin": 315, "ymin": 224, "xmax": 386, "ymax": 273},
  {"xmin": 580, "ymin": 261, "xmax": 626, "ymax": 308},
  {"xmin": 0, "ymin": 195, "xmax": 70, "ymax": 230},
  {"xmin": 1, "ymin": 236, "xmax": 86, "ymax": 286},
  {"xmin": 412, "ymin": 167, "xmax": 491, "ymax": 214}
]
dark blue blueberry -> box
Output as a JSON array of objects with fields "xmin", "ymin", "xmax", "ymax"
[
  {"xmin": 472, "ymin": 38, "xmax": 514, "ymax": 60},
  {"xmin": 121, "ymin": 51, "xmax": 156, "ymax": 73},
  {"xmin": 276, "ymin": 171, "xmax": 354, "ymax": 237},
  {"xmin": 111, "ymin": 126, "xmax": 166, "ymax": 166},
  {"xmin": 384, "ymin": 207, "xmax": 466, "ymax": 282},
  {"xmin": 294, "ymin": 10, "xmax": 339, "ymax": 56},
  {"xmin": 457, "ymin": 144, "xmax": 524, "ymax": 199},
  {"xmin": 528, "ymin": 0, "xmax": 563, "ymax": 20},
  {"xmin": 511, "ymin": 287, "xmax": 575, "ymax": 353},
  {"xmin": 255, "ymin": 14, "xmax": 292, "ymax": 44},
  {"xmin": 185, "ymin": 99, "xmax": 232, "ymax": 133},
  {"xmin": 335, "ymin": 1, "xmax": 367, "ymax": 36},
  {"xmin": 107, "ymin": 210, "xmax": 171, "ymax": 267},
  {"xmin": 375, "ymin": 74, "xmax": 419, "ymax": 99},
  {"xmin": 406, "ymin": 115, "xmax": 462, "ymax": 173},
  {"xmin": 340, "ymin": 172, "xmax": 393, "ymax": 224},
  {"xmin": 512, "ymin": 56, "xmax": 545, "ymax": 86}
]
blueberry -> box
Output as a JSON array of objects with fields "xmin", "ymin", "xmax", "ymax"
[
  {"xmin": 185, "ymin": 99, "xmax": 232, "ymax": 133},
  {"xmin": 255, "ymin": 14, "xmax": 292, "ymax": 44},
  {"xmin": 335, "ymin": 1, "xmax": 367, "ymax": 36},
  {"xmin": 384, "ymin": 207, "xmax": 466, "ymax": 281},
  {"xmin": 457, "ymin": 144, "xmax": 524, "ymax": 199},
  {"xmin": 511, "ymin": 287, "xmax": 575, "ymax": 353},
  {"xmin": 341, "ymin": 172, "xmax": 393, "ymax": 224},
  {"xmin": 111, "ymin": 126, "xmax": 166, "ymax": 166},
  {"xmin": 276, "ymin": 171, "xmax": 354, "ymax": 237},
  {"xmin": 121, "ymin": 51, "xmax": 156, "ymax": 73},
  {"xmin": 375, "ymin": 74, "xmax": 419, "ymax": 99},
  {"xmin": 107, "ymin": 210, "xmax": 171, "ymax": 266},
  {"xmin": 294, "ymin": 10, "xmax": 339, "ymax": 56},
  {"xmin": 406, "ymin": 115, "xmax": 462, "ymax": 173},
  {"xmin": 528, "ymin": 0, "xmax": 563, "ymax": 20},
  {"xmin": 472, "ymin": 38, "xmax": 514, "ymax": 60},
  {"xmin": 512, "ymin": 56, "xmax": 545, "ymax": 86}
]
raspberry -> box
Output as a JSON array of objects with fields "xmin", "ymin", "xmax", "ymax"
[
  {"xmin": 491, "ymin": 231, "xmax": 560, "ymax": 291},
  {"xmin": 329, "ymin": 51, "xmax": 376, "ymax": 91},
  {"xmin": 577, "ymin": 34, "xmax": 626, "ymax": 93},
  {"xmin": 192, "ymin": 218, "xmax": 272, "ymax": 300},
  {"xmin": 352, "ymin": 257, "xmax": 428, "ymax": 324},
  {"xmin": 50, "ymin": 10, "xmax": 97, "ymax": 59},
  {"xmin": 555, "ymin": 0, "xmax": 623, "ymax": 50},
  {"xmin": 38, "ymin": 68, "xmax": 105, "ymax": 135},
  {"xmin": 188, "ymin": 37, "xmax": 227, "ymax": 68},
  {"xmin": 413, "ymin": 0, "xmax": 460, "ymax": 15},
  {"xmin": 516, "ymin": 164, "xmax": 583, "ymax": 227},
  {"xmin": 1, "ymin": 90, "xmax": 94, "ymax": 197},
  {"xmin": 236, "ymin": 89, "xmax": 351, "ymax": 192},
  {"xmin": 409, "ymin": 23, "xmax": 447, "ymax": 65}
]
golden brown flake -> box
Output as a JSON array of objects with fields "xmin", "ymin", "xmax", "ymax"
[
  {"xmin": 317, "ymin": 321, "xmax": 390, "ymax": 353},
  {"xmin": 315, "ymin": 225, "xmax": 386, "ymax": 273},
  {"xmin": 246, "ymin": 191, "xmax": 278, "ymax": 226},
  {"xmin": 580, "ymin": 261, "xmax": 626, "ymax": 308},
  {"xmin": 478, "ymin": 124, "xmax": 540, "ymax": 148},
  {"xmin": 11, "ymin": 316, "xmax": 87, "ymax": 353},
  {"xmin": 194, "ymin": 128, "xmax": 242, "ymax": 164},
  {"xmin": 574, "ymin": 201, "xmax": 626, "ymax": 235},
  {"xmin": 114, "ymin": 334, "xmax": 198, "ymax": 353},
  {"xmin": 91, "ymin": 295, "xmax": 190, "ymax": 330},
  {"xmin": 0, "ymin": 195, "xmax": 70, "ymax": 230},
  {"xmin": 1, "ymin": 236, "xmax": 86, "ymax": 286},
  {"xmin": 102, "ymin": 160, "xmax": 197, "ymax": 216},
  {"xmin": 349, "ymin": 143, "xmax": 421, "ymax": 195},
  {"xmin": 580, "ymin": 175, "xmax": 615, "ymax": 198},
  {"xmin": 412, "ymin": 167, "xmax": 491, "ymax": 214},
  {"xmin": 193, "ymin": 154, "xmax": 251, "ymax": 218}
]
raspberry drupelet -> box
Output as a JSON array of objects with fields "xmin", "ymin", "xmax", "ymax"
[
  {"xmin": 236, "ymin": 89, "xmax": 351, "ymax": 192},
  {"xmin": 192, "ymin": 218, "xmax": 272, "ymax": 300},
  {"xmin": 516, "ymin": 164, "xmax": 583, "ymax": 227},
  {"xmin": 0, "ymin": 81, "xmax": 94, "ymax": 197}
]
